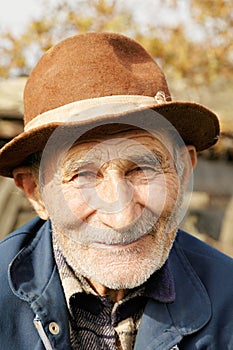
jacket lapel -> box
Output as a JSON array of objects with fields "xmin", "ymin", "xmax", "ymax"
[
  {"xmin": 134, "ymin": 238, "xmax": 211, "ymax": 350},
  {"xmin": 8, "ymin": 220, "xmax": 71, "ymax": 349}
]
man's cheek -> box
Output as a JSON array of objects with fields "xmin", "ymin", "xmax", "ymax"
[
  {"xmin": 142, "ymin": 175, "xmax": 179, "ymax": 214},
  {"xmin": 164, "ymin": 175, "xmax": 181, "ymax": 211},
  {"xmin": 61, "ymin": 184, "xmax": 96, "ymax": 221}
]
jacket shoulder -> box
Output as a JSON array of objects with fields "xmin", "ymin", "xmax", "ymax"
[
  {"xmin": 174, "ymin": 229, "xmax": 233, "ymax": 297},
  {"xmin": 0, "ymin": 217, "xmax": 46, "ymax": 265},
  {"xmin": 176, "ymin": 229, "xmax": 233, "ymax": 264},
  {"xmin": 171, "ymin": 231, "xmax": 233, "ymax": 346}
]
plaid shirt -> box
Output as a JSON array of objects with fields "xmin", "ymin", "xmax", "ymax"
[{"xmin": 53, "ymin": 237, "xmax": 175, "ymax": 350}]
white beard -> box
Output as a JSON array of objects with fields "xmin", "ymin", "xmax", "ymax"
[{"xmin": 52, "ymin": 209, "xmax": 178, "ymax": 290}]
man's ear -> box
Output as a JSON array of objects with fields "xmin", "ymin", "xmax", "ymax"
[
  {"xmin": 186, "ymin": 145, "xmax": 197, "ymax": 170},
  {"xmin": 13, "ymin": 166, "xmax": 49, "ymax": 220},
  {"xmin": 179, "ymin": 145, "xmax": 197, "ymax": 187}
]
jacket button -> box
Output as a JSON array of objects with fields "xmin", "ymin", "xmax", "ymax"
[{"xmin": 49, "ymin": 322, "xmax": 60, "ymax": 335}]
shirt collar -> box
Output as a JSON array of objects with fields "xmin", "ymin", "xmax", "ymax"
[{"xmin": 144, "ymin": 261, "xmax": 175, "ymax": 303}]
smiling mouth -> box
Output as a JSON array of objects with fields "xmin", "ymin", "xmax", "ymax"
[{"xmin": 89, "ymin": 234, "xmax": 150, "ymax": 249}]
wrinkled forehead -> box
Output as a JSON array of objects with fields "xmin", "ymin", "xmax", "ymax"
[
  {"xmin": 40, "ymin": 123, "xmax": 180, "ymax": 177},
  {"xmin": 76, "ymin": 123, "xmax": 173, "ymax": 141},
  {"xmin": 65, "ymin": 124, "xmax": 175, "ymax": 161}
]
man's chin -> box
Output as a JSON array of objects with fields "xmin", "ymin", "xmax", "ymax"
[
  {"xmin": 81, "ymin": 255, "xmax": 164, "ymax": 290},
  {"xmin": 73, "ymin": 234, "xmax": 173, "ymax": 290},
  {"xmin": 53, "ymin": 219, "xmax": 177, "ymax": 290}
]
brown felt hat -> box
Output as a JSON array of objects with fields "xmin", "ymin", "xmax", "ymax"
[{"xmin": 0, "ymin": 32, "xmax": 219, "ymax": 177}]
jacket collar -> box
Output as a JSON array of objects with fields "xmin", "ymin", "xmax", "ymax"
[
  {"xmin": 8, "ymin": 219, "xmax": 54, "ymax": 305},
  {"xmin": 8, "ymin": 219, "xmax": 71, "ymax": 348},
  {"xmin": 134, "ymin": 231, "xmax": 211, "ymax": 349}
]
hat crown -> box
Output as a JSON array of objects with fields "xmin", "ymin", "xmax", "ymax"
[{"xmin": 24, "ymin": 32, "xmax": 171, "ymax": 124}]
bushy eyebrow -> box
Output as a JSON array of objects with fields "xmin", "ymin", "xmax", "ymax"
[
  {"xmin": 128, "ymin": 150, "xmax": 166, "ymax": 167},
  {"xmin": 62, "ymin": 159, "xmax": 94, "ymax": 178},
  {"xmin": 62, "ymin": 148, "xmax": 167, "ymax": 176}
]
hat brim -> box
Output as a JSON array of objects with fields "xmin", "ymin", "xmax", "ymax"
[{"xmin": 0, "ymin": 101, "xmax": 219, "ymax": 177}]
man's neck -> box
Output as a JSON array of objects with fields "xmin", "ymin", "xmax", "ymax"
[{"xmin": 88, "ymin": 278, "xmax": 127, "ymax": 302}]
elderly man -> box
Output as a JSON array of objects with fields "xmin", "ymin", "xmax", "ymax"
[{"xmin": 0, "ymin": 33, "xmax": 233, "ymax": 350}]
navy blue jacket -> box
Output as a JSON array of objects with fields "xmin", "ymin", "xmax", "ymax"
[{"xmin": 1, "ymin": 217, "xmax": 233, "ymax": 349}]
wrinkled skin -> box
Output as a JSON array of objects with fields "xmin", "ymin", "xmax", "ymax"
[{"xmin": 13, "ymin": 130, "xmax": 196, "ymax": 300}]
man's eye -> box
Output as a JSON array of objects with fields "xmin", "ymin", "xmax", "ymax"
[
  {"xmin": 72, "ymin": 171, "xmax": 97, "ymax": 184},
  {"xmin": 138, "ymin": 166, "xmax": 158, "ymax": 175},
  {"xmin": 137, "ymin": 166, "xmax": 154, "ymax": 171},
  {"xmin": 77, "ymin": 171, "xmax": 95, "ymax": 178},
  {"xmin": 127, "ymin": 166, "xmax": 161, "ymax": 180}
]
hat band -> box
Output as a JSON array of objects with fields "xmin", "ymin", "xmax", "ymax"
[{"xmin": 24, "ymin": 92, "xmax": 167, "ymax": 132}]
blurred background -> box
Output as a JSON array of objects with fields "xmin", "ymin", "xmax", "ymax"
[{"xmin": 0, "ymin": 0, "xmax": 232, "ymax": 255}]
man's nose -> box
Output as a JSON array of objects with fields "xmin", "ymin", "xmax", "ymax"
[{"xmin": 94, "ymin": 171, "xmax": 141, "ymax": 229}]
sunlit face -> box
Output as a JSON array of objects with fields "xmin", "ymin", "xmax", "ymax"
[{"xmin": 41, "ymin": 130, "xmax": 185, "ymax": 289}]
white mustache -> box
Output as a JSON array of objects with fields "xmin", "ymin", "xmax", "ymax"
[{"xmin": 68, "ymin": 209, "xmax": 161, "ymax": 246}]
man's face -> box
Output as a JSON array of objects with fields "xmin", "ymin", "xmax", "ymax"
[{"xmin": 41, "ymin": 130, "xmax": 187, "ymax": 289}]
